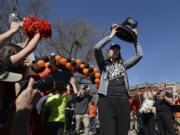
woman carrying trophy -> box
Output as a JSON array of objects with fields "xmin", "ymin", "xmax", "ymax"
[{"xmin": 94, "ymin": 18, "xmax": 143, "ymax": 135}]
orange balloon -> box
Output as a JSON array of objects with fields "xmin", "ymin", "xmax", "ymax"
[
  {"xmin": 95, "ymin": 72, "xmax": 101, "ymax": 78},
  {"xmin": 38, "ymin": 67, "xmax": 52, "ymax": 78},
  {"xmin": 80, "ymin": 64, "xmax": 85, "ymax": 69},
  {"xmin": 95, "ymin": 78, "xmax": 100, "ymax": 84},
  {"xmin": 76, "ymin": 59, "xmax": 81, "ymax": 65},
  {"xmin": 95, "ymin": 84, "xmax": 99, "ymax": 89},
  {"xmin": 37, "ymin": 60, "xmax": 45, "ymax": 67},
  {"xmin": 55, "ymin": 55, "xmax": 61, "ymax": 62},
  {"xmin": 60, "ymin": 58, "xmax": 67, "ymax": 65},
  {"xmin": 83, "ymin": 68, "xmax": 89, "ymax": 76},
  {"xmin": 93, "ymin": 68, "xmax": 99, "ymax": 74},
  {"xmin": 66, "ymin": 63, "xmax": 72, "ymax": 70}
]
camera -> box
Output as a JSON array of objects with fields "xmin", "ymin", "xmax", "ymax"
[{"xmin": 19, "ymin": 75, "xmax": 66, "ymax": 92}]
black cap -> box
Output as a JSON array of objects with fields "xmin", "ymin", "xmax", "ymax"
[{"xmin": 109, "ymin": 44, "xmax": 121, "ymax": 50}]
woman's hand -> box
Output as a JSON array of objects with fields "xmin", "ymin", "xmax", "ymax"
[
  {"xmin": 109, "ymin": 23, "xmax": 120, "ymax": 38},
  {"xmin": 10, "ymin": 21, "xmax": 21, "ymax": 33}
]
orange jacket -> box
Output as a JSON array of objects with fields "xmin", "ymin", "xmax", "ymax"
[{"xmin": 175, "ymin": 98, "xmax": 180, "ymax": 118}]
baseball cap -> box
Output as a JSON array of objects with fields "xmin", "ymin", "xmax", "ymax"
[{"xmin": 110, "ymin": 44, "xmax": 121, "ymax": 50}]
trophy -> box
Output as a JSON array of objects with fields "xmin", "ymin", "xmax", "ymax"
[{"xmin": 113, "ymin": 17, "xmax": 138, "ymax": 43}]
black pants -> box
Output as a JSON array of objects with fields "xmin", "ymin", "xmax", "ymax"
[
  {"xmin": 97, "ymin": 96, "xmax": 130, "ymax": 135},
  {"xmin": 44, "ymin": 122, "xmax": 65, "ymax": 135},
  {"xmin": 65, "ymin": 109, "xmax": 75, "ymax": 130},
  {"xmin": 142, "ymin": 113, "xmax": 155, "ymax": 135},
  {"xmin": 157, "ymin": 111, "xmax": 176, "ymax": 135}
]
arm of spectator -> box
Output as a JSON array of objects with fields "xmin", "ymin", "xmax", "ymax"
[
  {"xmin": 17, "ymin": 37, "xmax": 30, "ymax": 48},
  {"xmin": 10, "ymin": 33, "xmax": 40, "ymax": 64},
  {"xmin": 9, "ymin": 78, "xmax": 40, "ymax": 135},
  {"xmin": 77, "ymin": 86, "xmax": 84, "ymax": 97},
  {"xmin": 69, "ymin": 77, "xmax": 78, "ymax": 94},
  {"xmin": 0, "ymin": 22, "xmax": 21, "ymax": 47},
  {"xmin": 77, "ymin": 90, "xmax": 81, "ymax": 97},
  {"xmin": 164, "ymin": 96, "xmax": 175, "ymax": 105}
]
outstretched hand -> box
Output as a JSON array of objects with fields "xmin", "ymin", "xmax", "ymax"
[
  {"xmin": 70, "ymin": 77, "xmax": 76, "ymax": 85},
  {"xmin": 10, "ymin": 21, "xmax": 21, "ymax": 33},
  {"xmin": 15, "ymin": 78, "xmax": 40, "ymax": 112}
]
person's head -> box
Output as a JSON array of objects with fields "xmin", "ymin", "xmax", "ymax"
[
  {"xmin": 107, "ymin": 44, "xmax": 122, "ymax": 62},
  {"xmin": 80, "ymin": 84, "xmax": 88, "ymax": 94},
  {"xmin": 143, "ymin": 91, "xmax": 153, "ymax": 100},
  {"xmin": 0, "ymin": 43, "xmax": 31, "ymax": 75},
  {"xmin": 158, "ymin": 83, "xmax": 166, "ymax": 91},
  {"xmin": 55, "ymin": 81, "xmax": 67, "ymax": 94}
]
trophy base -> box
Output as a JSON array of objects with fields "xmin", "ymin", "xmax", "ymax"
[{"xmin": 116, "ymin": 26, "xmax": 137, "ymax": 43}]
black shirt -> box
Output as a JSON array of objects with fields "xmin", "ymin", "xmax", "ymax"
[
  {"xmin": 155, "ymin": 91, "xmax": 173, "ymax": 112},
  {"xmin": 75, "ymin": 93, "xmax": 91, "ymax": 114},
  {"xmin": 107, "ymin": 77, "xmax": 128, "ymax": 98}
]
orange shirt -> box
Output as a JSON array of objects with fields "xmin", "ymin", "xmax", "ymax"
[{"xmin": 88, "ymin": 103, "xmax": 97, "ymax": 118}]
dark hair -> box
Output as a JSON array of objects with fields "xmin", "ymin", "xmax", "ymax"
[
  {"xmin": 55, "ymin": 81, "xmax": 67, "ymax": 93},
  {"xmin": 83, "ymin": 84, "xmax": 88, "ymax": 90},
  {"xmin": 108, "ymin": 44, "xmax": 122, "ymax": 61},
  {"xmin": 159, "ymin": 83, "xmax": 166, "ymax": 88},
  {"xmin": 0, "ymin": 43, "xmax": 22, "ymax": 61}
]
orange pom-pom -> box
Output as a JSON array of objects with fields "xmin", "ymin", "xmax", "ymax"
[
  {"xmin": 80, "ymin": 64, "xmax": 85, "ymax": 69},
  {"xmin": 37, "ymin": 60, "xmax": 45, "ymax": 67},
  {"xmin": 60, "ymin": 58, "xmax": 67, "ymax": 65},
  {"xmin": 95, "ymin": 72, "xmax": 101, "ymax": 78},
  {"xmin": 83, "ymin": 68, "xmax": 89, "ymax": 76},
  {"xmin": 55, "ymin": 55, "xmax": 61, "ymax": 62},
  {"xmin": 76, "ymin": 59, "xmax": 81, "ymax": 65},
  {"xmin": 66, "ymin": 63, "xmax": 72, "ymax": 70},
  {"xmin": 23, "ymin": 16, "xmax": 52, "ymax": 39}
]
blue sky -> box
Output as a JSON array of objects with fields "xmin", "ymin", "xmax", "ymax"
[{"xmin": 51, "ymin": 0, "xmax": 180, "ymax": 86}]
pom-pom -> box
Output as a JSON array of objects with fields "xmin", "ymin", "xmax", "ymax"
[{"xmin": 23, "ymin": 16, "xmax": 52, "ymax": 39}]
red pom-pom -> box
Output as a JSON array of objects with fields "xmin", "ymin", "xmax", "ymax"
[{"xmin": 23, "ymin": 16, "xmax": 52, "ymax": 39}]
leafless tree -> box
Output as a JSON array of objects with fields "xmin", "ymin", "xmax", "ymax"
[{"xmin": 43, "ymin": 18, "xmax": 103, "ymax": 64}]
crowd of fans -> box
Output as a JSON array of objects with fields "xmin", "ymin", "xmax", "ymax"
[
  {"xmin": 129, "ymin": 84, "xmax": 180, "ymax": 135},
  {"xmin": 0, "ymin": 17, "xmax": 179, "ymax": 135}
]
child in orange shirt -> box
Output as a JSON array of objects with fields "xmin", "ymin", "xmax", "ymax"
[{"xmin": 88, "ymin": 100, "xmax": 97, "ymax": 133}]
